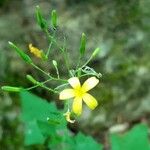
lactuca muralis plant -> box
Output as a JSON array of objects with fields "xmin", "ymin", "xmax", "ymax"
[{"xmin": 1, "ymin": 6, "xmax": 102, "ymax": 123}]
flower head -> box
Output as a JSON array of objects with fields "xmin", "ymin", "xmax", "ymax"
[
  {"xmin": 59, "ymin": 77, "xmax": 99, "ymax": 116},
  {"xmin": 29, "ymin": 43, "xmax": 43, "ymax": 58}
]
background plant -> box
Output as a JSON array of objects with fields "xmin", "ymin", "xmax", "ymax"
[{"xmin": 0, "ymin": 0, "xmax": 150, "ymax": 149}]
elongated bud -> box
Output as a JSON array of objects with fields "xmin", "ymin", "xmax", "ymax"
[
  {"xmin": 92, "ymin": 47, "xmax": 100, "ymax": 58},
  {"xmin": 1, "ymin": 86, "xmax": 23, "ymax": 92},
  {"xmin": 9, "ymin": 42, "xmax": 32, "ymax": 64},
  {"xmin": 36, "ymin": 5, "xmax": 47, "ymax": 29},
  {"xmin": 51, "ymin": 10, "xmax": 57, "ymax": 29},
  {"xmin": 26, "ymin": 75, "xmax": 39, "ymax": 85},
  {"xmin": 79, "ymin": 33, "xmax": 86, "ymax": 56},
  {"xmin": 52, "ymin": 60, "xmax": 57, "ymax": 67}
]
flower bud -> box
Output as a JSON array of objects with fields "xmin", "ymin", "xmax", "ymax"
[
  {"xmin": 51, "ymin": 10, "xmax": 57, "ymax": 29},
  {"xmin": 52, "ymin": 60, "xmax": 57, "ymax": 67},
  {"xmin": 92, "ymin": 47, "xmax": 100, "ymax": 58},
  {"xmin": 26, "ymin": 75, "xmax": 39, "ymax": 85},
  {"xmin": 1, "ymin": 86, "xmax": 23, "ymax": 92},
  {"xmin": 79, "ymin": 33, "xmax": 86, "ymax": 56},
  {"xmin": 9, "ymin": 41, "xmax": 32, "ymax": 64},
  {"xmin": 36, "ymin": 5, "xmax": 47, "ymax": 29}
]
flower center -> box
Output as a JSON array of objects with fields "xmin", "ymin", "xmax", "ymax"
[{"xmin": 74, "ymin": 87, "xmax": 85, "ymax": 98}]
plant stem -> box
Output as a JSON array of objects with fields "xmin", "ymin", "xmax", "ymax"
[
  {"xmin": 76, "ymin": 55, "xmax": 82, "ymax": 69},
  {"xmin": 40, "ymin": 84, "xmax": 58, "ymax": 94},
  {"xmin": 55, "ymin": 66, "xmax": 60, "ymax": 79},
  {"xmin": 45, "ymin": 29, "xmax": 70, "ymax": 75},
  {"xmin": 31, "ymin": 63, "xmax": 67, "ymax": 82},
  {"xmin": 26, "ymin": 78, "xmax": 52, "ymax": 91},
  {"xmin": 56, "ymin": 38, "xmax": 70, "ymax": 75},
  {"xmin": 46, "ymin": 40, "xmax": 53, "ymax": 57},
  {"xmin": 26, "ymin": 78, "xmax": 58, "ymax": 94},
  {"xmin": 80, "ymin": 55, "xmax": 93, "ymax": 69}
]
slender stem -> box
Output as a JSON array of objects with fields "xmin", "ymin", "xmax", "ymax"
[
  {"xmin": 62, "ymin": 50, "xmax": 70, "ymax": 74},
  {"xmin": 45, "ymin": 29, "xmax": 52, "ymax": 42},
  {"xmin": 40, "ymin": 84, "xmax": 58, "ymax": 94},
  {"xmin": 76, "ymin": 55, "xmax": 82, "ymax": 69},
  {"xmin": 31, "ymin": 63, "xmax": 67, "ymax": 82},
  {"xmin": 79, "ymin": 72, "xmax": 102, "ymax": 79},
  {"xmin": 45, "ymin": 29, "xmax": 57, "ymax": 58},
  {"xmin": 45, "ymin": 29, "xmax": 70, "ymax": 75},
  {"xmin": 63, "ymin": 37, "xmax": 70, "ymax": 72},
  {"xmin": 79, "ymin": 74, "xmax": 91, "ymax": 78},
  {"xmin": 56, "ymin": 38, "xmax": 70, "ymax": 74},
  {"xmin": 26, "ymin": 78, "xmax": 52, "ymax": 91},
  {"xmin": 46, "ymin": 40, "xmax": 53, "ymax": 57},
  {"xmin": 31, "ymin": 63, "xmax": 52, "ymax": 77},
  {"xmin": 80, "ymin": 55, "xmax": 93, "ymax": 69},
  {"xmin": 49, "ymin": 36, "xmax": 70, "ymax": 73},
  {"xmin": 55, "ymin": 66, "xmax": 60, "ymax": 79},
  {"xmin": 26, "ymin": 85, "xmax": 39, "ymax": 91},
  {"xmin": 26, "ymin": 78, "xmax": 58, "ymax": 94}
]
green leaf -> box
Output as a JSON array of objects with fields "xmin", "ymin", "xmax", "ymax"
[
  {"xmin": 110, "ymin": 124, "xmax": 150, "ymax": 150},
  {"xmin": 20, "ymin": 91, "xmax": 67, "ymax": 145},
  {"xmin": 37, "ymin": 120, "xmax": 56, "ymax": 137},
  {"xmin": 48, "ymin": 129, "xmax": 74, "ymax": 150},
  {"xmin": 74, "ymin": 132, "xmax": 103, "ymax": 150},
  {"xmin": 25, "ymin": 120, "xmax": 45, "ymax": 145},
  {"xmin": 20, "ymin": 91, "xmax": 58, "ymax": 122}
]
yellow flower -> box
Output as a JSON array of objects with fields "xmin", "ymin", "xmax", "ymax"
[
  {"xmin": 63, "ymin": 109, "xmax": 75, "ymax": 123},
  {"xmin": 29, "ymin": 43, "xmax": 43, "ymax": 58},
  {"xmin": 59, "ymin": 77, "xmax": 99, "ymax": 116}
]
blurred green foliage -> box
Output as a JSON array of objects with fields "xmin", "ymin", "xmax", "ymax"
[{"xmin": 110, "ymin": 124, "xmax": 150, "ymax": 150}]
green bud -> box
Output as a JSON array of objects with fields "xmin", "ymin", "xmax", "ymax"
[
  {"xmin": 51, "ymin": 10, "xmax": 57, "ymax": 29},
  {"xmin": 92, "ymin": 47, "xmax": 100, "ymax": 57},
  {"xmin": 79, "ymin": 33, "xmax": 86, "ymax": 56},
  {"xmin": 1, "ymin": 86, "xmax": 23, "ymax": 92},
  {"xmin": 26, "ymin": 75, "xmax": 39, "ymax": 85},
  {"xmin": 36, "ymin": 5, "xmax": 47, "ymax": 29},
  {"xmin": 8, "ymin": 41, "xmax": 32, "ymax": 64},
  {"xmin": 52, "ymin": 60, "xmax": 57, "ymax": 67}
]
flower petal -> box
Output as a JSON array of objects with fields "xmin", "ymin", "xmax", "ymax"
[
  {"xmin": 68, "ymin": 77, "xmax": 81, "ymax": 89},
  {"xmin": 82, "ymin": 93, "xmax": 98, "ymax": 110},
  {"xmin": 82, "ymin": 77, "xmax": 99, "ymax": 92},
  {"xmin": 72, "ymin": 97, "xmax": 82, "ymax": 116},
  {"xmin": 59, "ymin": 89, "xmax": 75, "ymax": 100}
]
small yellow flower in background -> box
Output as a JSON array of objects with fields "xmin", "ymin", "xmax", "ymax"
[
  {"xmin": 29, "ymin": 43, "xmax": 43, "ymax": 58},
  {"xmin": 63, "ymin": 109, "xmax": 75, "ymax": 123},
  {"xmin": 59, "ymin": 77, "xmax": 99, "ymax": 116}
]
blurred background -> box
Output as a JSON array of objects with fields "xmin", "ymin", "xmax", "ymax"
[{"xmin": 0, "ymin": 0, "xmax": 150, "ymax": 149}]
